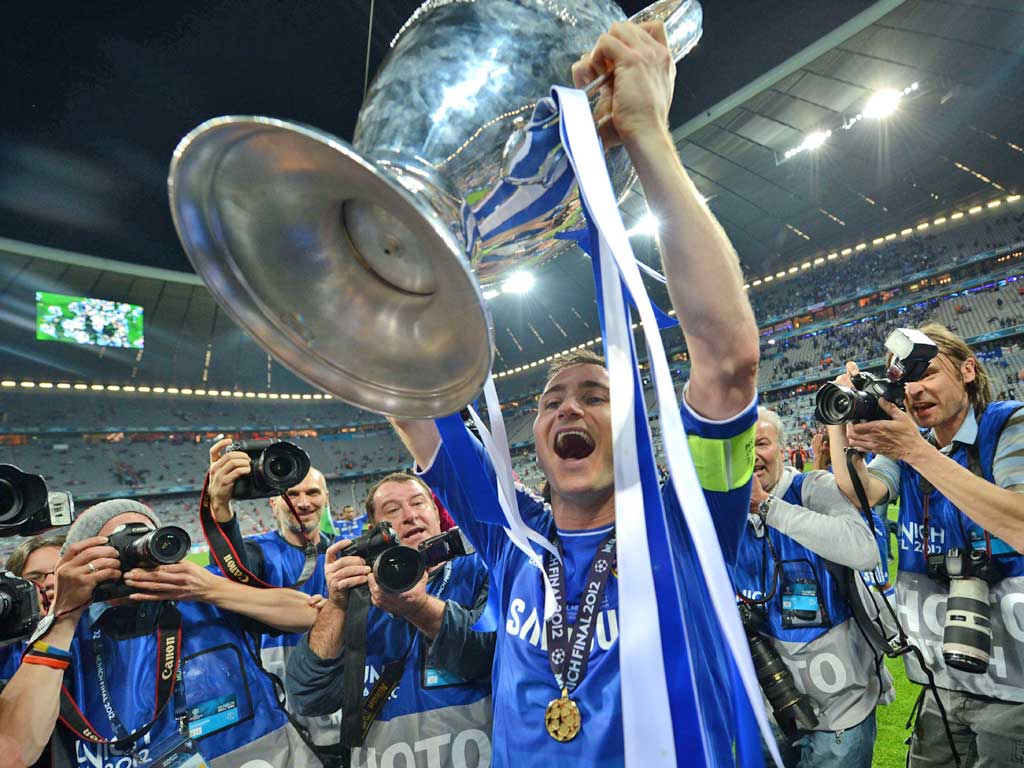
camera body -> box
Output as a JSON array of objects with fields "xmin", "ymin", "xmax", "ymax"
[
  {"xmin": 0, "ymin": 570, "xmax": 40, "ymax": 646},
  {"xmin": 0, "ymin": 464, "xmax": 75, "ymax": 538},
  {"xmin": 341, "ymin": 522, "xmax": 473, "ymax": 593},
  {"xmin": 93, "ymin": 523, "xmax": 192, "ymax": 602},
  {"xmin": 226, "ymin": 440, "xmax": 312, "ymax": 501},
  {"xmin": 815, "ymin": 328, "xmax": 938, "ymax": 425},
  {"xmin": 926, "ymin": 547, "xmax": 1002, "ymax": 674},
  {"xmin": 738, "ymin": 602, "xmax": 818, "ymax": 739}
]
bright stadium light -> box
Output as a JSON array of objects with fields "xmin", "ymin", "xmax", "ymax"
[
  {"xmin": 482, "ymin": 288, "xmax": 500, "ymax": 301},
  {"xmin": 863, "ymin": 89, "xmax": 903, "ymax": 119},
  {"xmin": 503, "ymin": 270, "xmax": 535, "ymax": 294},
  {"xmin": 626, "ymin": 212, "xmax": 660, "ymax": 238}
]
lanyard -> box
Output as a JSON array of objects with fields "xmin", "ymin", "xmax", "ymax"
[
  {"xmin": 59, "ymin": 605, "xmax": 183, "ymax": 749},
  {"xmin": 91, "ymin": 630, "xmax": 189, "ymax": 737},
  {"xmin": 543, "ymin": 529, "xmax": 616, "ymax": 694}
]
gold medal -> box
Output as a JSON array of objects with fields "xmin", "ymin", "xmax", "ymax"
[{"xmin": 545, "ymin": 688, "xmax": 582, "ymax": 742}]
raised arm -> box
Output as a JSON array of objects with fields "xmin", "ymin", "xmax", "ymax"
[
  {"xmin": 573, "ymin": 22, "xmax": 759, "ymax": 420},
  {"xmin": 825, "ymin": 364, "xmax": 891, "ymax": 507},
  {"xmin": 388, "ymin": 417, "xmax": 441, "ymax": 472}
]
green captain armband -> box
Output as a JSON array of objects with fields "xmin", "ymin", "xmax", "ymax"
[{"xmin": 686, "ymin": 424, "xmax": 756, "ymax": 492}]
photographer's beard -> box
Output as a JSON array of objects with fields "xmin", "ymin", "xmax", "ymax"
[{"xmin": 272, "ymin": 502, "xmax": 321, "ymax": 544}]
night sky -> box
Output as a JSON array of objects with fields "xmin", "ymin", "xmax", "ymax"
[{"xmin": 0, "ymin": 1, "xmax": 874, "ymax": 271}]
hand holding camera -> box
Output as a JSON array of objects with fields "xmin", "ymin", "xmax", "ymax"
[
  {"xmin": 52, "ymin": 537, "xmax": 121, "ymax": 618},
  {"xmin": 207, "ymin": 437, "xmax": 253, "ymax": 521},
  {"xmin": 324, "ymin": 539, "xmax": 373, "ymax": 611}
]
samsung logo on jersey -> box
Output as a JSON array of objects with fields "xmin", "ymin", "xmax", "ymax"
[{"xmin": 505, "ymin": 598, "xmax": 618, "ymax": 651}]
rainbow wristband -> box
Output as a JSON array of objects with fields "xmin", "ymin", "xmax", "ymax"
[
  {"xmin": 30, "ymin": 640, "xmax": 72, "ymax": 661},
  {"xmin": 23, "ymin": 654, "xmax": 70, "ymax": 671}
]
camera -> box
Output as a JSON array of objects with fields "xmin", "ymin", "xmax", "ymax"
[
  {"xmin": 0, "ymin": 571, "xmax": 41, "ymax": 646},
  {"xmin": 738, "ymin": 602, "xmax": 818, "ymax": 739},
  {"xmin": 0, "ymin": 464, "xmax": 75, "ymax": 538},
  {"xmin": 340, "ymin": 522, "xmax": 473, "ymax": 593},
  {"xmin": 815, "ymin": 328, "xmax": 938, "ymax": 424},
  {"xmin": 93, "ymin": 523, "xmax": 192, "ymax": 602},
  {"xmin": 926, "ymin": 547, "xmax": 1002, "ymax": 674},
  {"xmin": 226, "ymin": 440, "xmax": 311, "ymax": 501}
]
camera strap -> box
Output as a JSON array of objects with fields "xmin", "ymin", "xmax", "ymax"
[
  {"xmin": 58, "ymin": 604, "xmax": 183, "ymax": 750},
  {"xmin": 199, "ymin": 473, "xmax": 317, "ymax": 589},
  {"xmin": 844, "ymin": 449, "xmax": 963, "ymax": 768},
  {"xmin": 341, "ymin": 561, "xmax": 454, "ymax": 749}
]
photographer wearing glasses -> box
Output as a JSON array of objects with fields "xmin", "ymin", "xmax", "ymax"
[
  {"xmin": 285, "ymin": 472, "xmax": 494, "ymax": 768},
  {"xmin": 827, "ymin": 323, "xmax": 1024, "ymax": 767},
  {"xmin": 736, "ymin": 407, "xmax": 891, "ymax": 767}
]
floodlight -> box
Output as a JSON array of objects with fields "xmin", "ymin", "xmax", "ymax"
[
  {"xmin": 863, "ymin": 89, "xmax": 902, "ymax": 119},
  {"xmin": 503, "ymin": 271, "xmax": 535, "ymax": 294}
]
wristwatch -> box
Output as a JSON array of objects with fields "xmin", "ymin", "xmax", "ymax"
[{"xmin": 757, "ymin": 495, "xmax": 775, "ymax": 525}]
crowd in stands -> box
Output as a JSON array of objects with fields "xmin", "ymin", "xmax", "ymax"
[
  {"xmin": 1, "ymin": 213, "xmax": 1022, "ymax": 563},
  {"xmin": 747, "ymin": 212, "xmax": 1024, "ymax": 321}
]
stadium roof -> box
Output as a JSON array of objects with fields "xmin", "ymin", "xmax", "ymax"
[{"xmin": 1, "ymin": 0, "xmax": 1022, "ymax": 391}]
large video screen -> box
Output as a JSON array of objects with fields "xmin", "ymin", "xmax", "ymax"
[{"xmin": 35, "ymin": 292, "xmax": 144, "ymax": 349}]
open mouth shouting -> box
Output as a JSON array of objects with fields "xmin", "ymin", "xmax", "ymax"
[{"xmin": 554, "ymin": 429, "xmax": 596, "ymax": 461}]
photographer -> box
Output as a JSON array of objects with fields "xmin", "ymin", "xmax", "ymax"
[
  {"xmin": 828, "ymin": 323, "xmax": 1024, "ymax": 766},
  {"xmin": 10, "ymin": 498, "xmax": 323, "ymax": 768},
  {"xmin": 285, "ymin": 472, "xmax": 494, "ymax": 768},
  {"xmin": 0, "ymin": 535, "xmax": 64, "ymax": 768},
  {"xmin": 204, "ymin": 437, "xmax": 346, "ymax": 754},
  {"xmin": 738, "ymin": 408, "xmax": 890, "ymax": 767}
]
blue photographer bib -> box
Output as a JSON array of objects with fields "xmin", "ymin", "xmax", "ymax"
[
  {"xmin": 892, "ymin": 400, "xmax": 1024, "ymax": 702},
  {"xmin": 60, "ymin": 600, "xmax": 320, "ymax": 768}
]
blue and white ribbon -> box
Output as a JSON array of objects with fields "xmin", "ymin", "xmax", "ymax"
[{"xmin": 442, "ymin": 85, "xmax": 781, "ymax": 767}]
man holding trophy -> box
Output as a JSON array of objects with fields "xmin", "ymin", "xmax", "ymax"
[{"xmin": 390, "ymin": 20, "xmax": 761, "ymax": 768}]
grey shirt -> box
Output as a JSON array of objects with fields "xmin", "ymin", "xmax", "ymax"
[{"xmin": 756, "ymin": 466, "xmax": 881, "ymax": 571}]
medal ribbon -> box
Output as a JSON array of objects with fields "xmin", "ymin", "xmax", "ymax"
[{"xmin": 544, "ymin": 530, "xmax": 616, "ymax": 693}]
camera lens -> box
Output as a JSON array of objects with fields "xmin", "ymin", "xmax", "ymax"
[
  {"xmin": 259, "ymin": 442, "xmax": 311, "ymax": 491},
  {"xmin": 0, "ymin": 479, "xmax": 22, "ymax": 525},
  {"xmin": 815, "ymin": 383, "xmax": 882, "ymax": 424},
  {"xmin": 131, "ymin": 525, "xmax": 192, "ymax": 566},
  {"xmin": 0, "ymin": 589, "xmax": 12, "ymax": 620},
  {"xmin": 373, "ymin": 546, "xmax": 425, "ymax": 593},
  {"xmin": 943, "ymin": 577, "xmax": 992, "ymax": 674}
]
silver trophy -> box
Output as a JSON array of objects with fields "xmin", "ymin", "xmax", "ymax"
[{"xmin": 169, "ymin": 0, "xmax": 702, "ymax": 418}]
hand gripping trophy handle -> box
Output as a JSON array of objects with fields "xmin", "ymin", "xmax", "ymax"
[{"xmin": 168, "ymin": 0, "xmax": 702, "ymax": 419}]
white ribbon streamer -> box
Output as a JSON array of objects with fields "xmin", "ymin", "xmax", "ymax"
[
  {"xmin": 554, "ymin": 85, "xmax": 782, "ymax": 768},
  {"xmin": 466, "ymin": 375, "xmax": 562, "ymax": 619}
]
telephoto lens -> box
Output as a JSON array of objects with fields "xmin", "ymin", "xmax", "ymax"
[
  {"xmin": 942, "ymin": 549, "xmax": 994, "ymax": 674},
  {"xmin": 739, "ymin": 603, "xmax": 818, "ymax": 739},
  {"xmin": 943, "ymin": 577, "xmax": 992, "ymax": 673}
]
